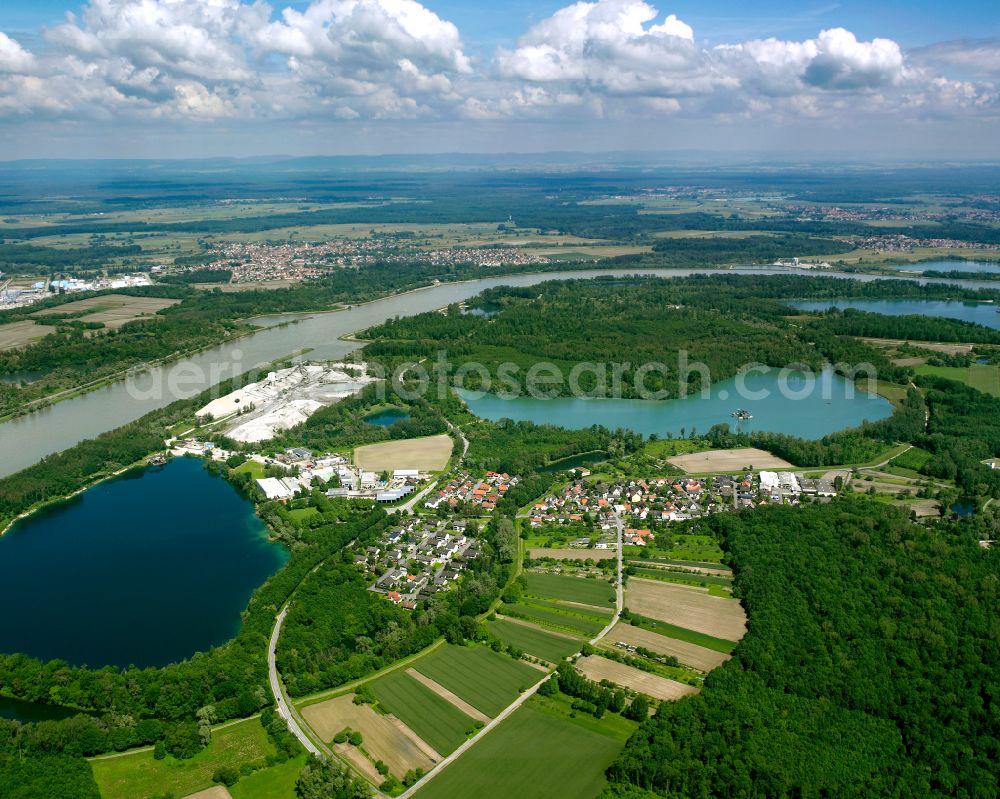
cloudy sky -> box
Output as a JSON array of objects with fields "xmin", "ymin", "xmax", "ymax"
[{"xmin": 0, "ymin": 0, "xmax": 998, "ymax": 159}]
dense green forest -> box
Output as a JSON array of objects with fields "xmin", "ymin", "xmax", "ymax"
[
  {"xmin": 604, "ymin": 499, "xmax": 1000, "ymax": 797},
  {"xmin": 363, "ymin": 279, "xmax": 827, "ymax": 399},
  {"xmin": 807, "ymin": 307, "xmax": 1000, "ymax": 344},
  {"xmin": 0, "ymin": 242, "xmax": 142, "ymax": 274}
]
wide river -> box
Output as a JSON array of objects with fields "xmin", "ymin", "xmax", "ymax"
[
  {"xmin": 2, "ymin": 266, "xmax": 998, "ymax": 478},
  {"xmin": 0, "ymin": 457, "xmax": 286, "ymax": 668}
]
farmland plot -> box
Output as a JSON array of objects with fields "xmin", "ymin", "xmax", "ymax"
[
  {"xmin": 370, "ymin": 669, "xmax": 479, "ymax": 755},
  {"xmin": 301, "ymin": 694, "xmax": 438, "ymax": 777},
  {"xmin": 626, "ymin": 578, "xmax": 747, "ymax": 641},
  {"xmin": 605, "ymin": 621, "xmax": 730, "ymax": 672},
  {"xmin": 576, "ymin": 655, "xmax": 699, "ymax": 702},
  {"xmin": 412, "ymin": 644, "xmax": 541, "ymax": 718}
]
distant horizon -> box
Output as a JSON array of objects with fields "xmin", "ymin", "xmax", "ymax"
[{"xmin": 2, "ymin": 150, "xmax": 1000, "ymax": 166}]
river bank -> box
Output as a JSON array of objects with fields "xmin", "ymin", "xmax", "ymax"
[{"xmin": 3, "ymin": 265, "xmax": 1000, "ymax": 479}]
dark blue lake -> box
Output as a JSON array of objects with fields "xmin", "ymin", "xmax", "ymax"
[
  {"xmin": 0, "ymin": 457, "xmax": 287, "ymax": 669},
  {"xmin": 364, "ymin": 408, "xmax": 411, "ymax": 427},
  {"xmin": 791, "ymin": 299, "xmax": 1000, "ymax": 330},
  {"xmin": 0, "ymin": 694, "xmax": 86, "ymax": 724}
]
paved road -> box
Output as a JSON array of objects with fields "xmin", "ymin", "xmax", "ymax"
[
  {"xmin": 399, "ymin": 479, "xmax": 438, "ymax": 513},
  {"xmin": 268, "ymin": 605, "xmax": 325, "ymax": 759}
]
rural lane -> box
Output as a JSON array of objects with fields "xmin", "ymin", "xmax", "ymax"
[
  {"xmin": 268, "ymin": 605, "xmax": 325, "ymax": 759},
  {"xmin": 269, "ymin": 603, "xmax": 391, "ymax": 797},
  {"xmin": 590, "ymin": 516, "xmax": 625, "ymax": 645},
  {"xmin": 399, "ymin": 479, "xmax": 438, "ymax": 513}
]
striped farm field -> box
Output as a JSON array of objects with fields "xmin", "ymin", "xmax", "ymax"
[
  {"xmin": 414, "ymin": 702, "xmax": 623, "ymax": 799},
  {"xmin": 525, "ymin": 572, "xmax": 616, "ymax": 607},
  {"xmin": 487, "ymin": 619, "xmax": 583, "ymax": 663},
  {"xmin": 626, "ymin": 578, "xmax": 747, "ymax": 641},
  {"xmin": 576, "ymin": 656, "xmax": 699, "ymax": 702},
  {"xmin": 605, "ymin": 621, "xmax": 730, "ymax": 672},
  {"xmin": 370, "ymin": 669, "xmax": 479, "ymax": 755},
  {"xmin": 502, "ymin": 602, "xmax": 606, "ymax": 637},
  {"xmin": 412, "ymin": 644, "xmax": 541, "ymax": 718}
]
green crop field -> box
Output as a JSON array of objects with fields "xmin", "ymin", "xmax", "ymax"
[
  {"xmin": 628, "ymin": 567, "xmax": 733, "ymax": 588},
  {"xmin": 503, "ymin": 602, "xmax": 606, "ymax": 637},
  {"xmin": 527, "ymin": 596, "xmax": 614, "ymax": 618},
  {"xmin": 414, "ymin": 697, "xmax": 630, "ymax": 799},
  {"xmin": 412, "ymin": 644, "xmax": 541, "ymax": 718},
  {"xmin": 230, "ymin": 755, "xmax": 305, "ymax": 799},
  {"xmin": 232, "ymin": 459, "xmax": 266, "ymax": 479},
  {"xmin": 90, "ymin": 718, "xmax": 275, "ymax": 799},
  {"xmin": 890, "ymin": 446, "xmax": 933, "ymax": 472},
  {"xmin": 914, "ymin": 363, "xmax": 1000, "ymax": 397},
  {"xmin": 487, "ymin": 619, "xmax": 582, "ymax": 662},
  {"xmin": 524, "ymin": 572, "xmax": 616, "ymax": 607},
  {"xmin": 371, "ymin": 669, "xmax": 478, "ymax": 755}
]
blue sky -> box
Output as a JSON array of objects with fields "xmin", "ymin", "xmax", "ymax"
[
  {"xmin": 8, "ymin": 0, "xmax": 997, "ymax": 47},
  {"xmin": 0, "ymin": 0, "xmax": 997, "ymax": 158}
]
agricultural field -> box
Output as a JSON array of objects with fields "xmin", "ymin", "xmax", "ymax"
[
  {"xmin": 576, "ymin": 655, "xmax": 699, "ymax": 701},
  {"xmin": 411, "ymin": 644, "xmax": 542, "ymax": 718},
  {"xmin": 524, "ymin": 571, "xmax": 616, "ymax": 607},
  {"xmin": 625, "ymin": 578, "xmax": 747, "ymax": 642},
  {"xmin": 644, "ymin": 533, "xmax": 726, "ymax": 564},
  {"xmin": 667, "ymin": 447, "xmax": 794, "ymax": 473},
  {"xmin": 32, "ymin": 294, "xmax": 181, "ymax": 329},
  {"xmin": 370, "ymin": 668, "xmax": 482, "ymax": 755},
  {"xmin": 414, "ymin": 696, "xmax": 631, "ymax": 799},
  {"xmin": 354, "ymin": 434, "xmax": 453, "ymax": 471},
  {"xmin": 231, "ymin": 459, "xmax": 266, "ymax": 479},
  {"xmin": 300, "ymin": 693, "xmax": 438, "ymax": 777},
  {"xmin": 604, "ymin": 621, "xmax": 731, "ymax": 672},
  {"xmin": 0, "ymin": 319, "xmax": 57, "ymax": 351},
  {"xmin": 626, "ymin": 563, "xmax": 734, "ymax": 591},
  {"xmin": 629, "ymin": 557, "xmax": 731, "ymax": 576},
  {"xmin": 914, "ymin": 363, "xmax": 1000, "ymax": 396},
  {"xmin": 182, "ymin": 788, "xmax": 232, "ymax": 799},
  {"xmin": 90, "ymin": 718, "xmax": 275, "ymax": 799},
  {"xmin": 501, "ymin": 602, "xmax": 607, "ymax": 637},
  {"xmin": 486, "ymin": 618, "xmax": 582, "ymax": 663},
  {"xmin": 889, "ymin": 446, "xmax": 934, "ymax": 473},
  {"xmin": 528, "ymin": 547, "xmax": 616, "ymax": 560},
  {"xmin": 228, "ymin": 756, "xmax": 305, "ymax": 799}
]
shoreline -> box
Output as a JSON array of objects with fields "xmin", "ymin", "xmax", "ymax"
[{"xmin": 0, "ymin": 456, "xmax": 154, "ymax": 538}]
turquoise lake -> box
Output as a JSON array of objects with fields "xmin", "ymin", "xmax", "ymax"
[
  {"xmin": 893, "ymin": 260, "xmax": 1000, "ymax": 274},
  {"xmin": 0, "ymin": 457, "xmax": 287, "ymax": 669},
  {"xmin": 458, "ymin": 367, "xmax": 892, "ymax": 440},
  {"xmin": 791, "ymin": 299, "xmax": 1000, "ymax": 330}
]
